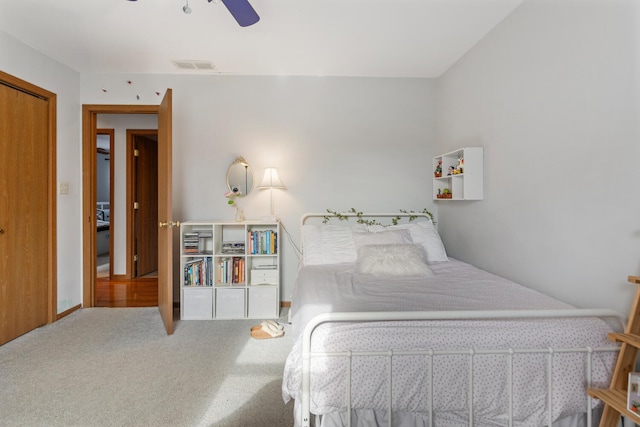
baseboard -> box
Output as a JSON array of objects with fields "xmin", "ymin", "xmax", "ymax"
[{"xmin": 57, "ymin": 304, "xmax": 81, "ymax": 321}]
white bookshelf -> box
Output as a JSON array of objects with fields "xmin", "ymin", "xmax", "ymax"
[
  {"xmin": 180, "ymin": 220, "xmax": 280, "ymax": 320},
  {"xmin": 433, "ymin": 147, "xmax": 483, "ymax": 201}
]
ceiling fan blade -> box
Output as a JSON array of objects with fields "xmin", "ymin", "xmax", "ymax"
[{"xmin": 221, "ymin": 0, "xmax": 260, "ymax": 27}]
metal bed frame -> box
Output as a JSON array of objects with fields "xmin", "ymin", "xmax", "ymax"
[
  {"xmin": 296, "ymin": 213, "xmax": 624, "ymax": 427},
  {"xmin": 300, "ymin": 310, "xmax": 623, "ymax": 427}
]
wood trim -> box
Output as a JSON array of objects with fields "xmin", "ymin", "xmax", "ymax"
[
  {"xmin": 0, "ymin": 70, "xmax": 57, "ymax": 324},
  {"xmin": 56, "ymin": 304, "xmax": 81, "ymax": 320},
  {"xmin": 82, "ymin": 105, "xmax": 159, "ymax": 308},
  {"xmin": 280, "ymin": 301, "xmax": 291, "ymax": 308},
  {"xmin": 82, "ymin": 107, "xmax": 96, "ymax": 307}
]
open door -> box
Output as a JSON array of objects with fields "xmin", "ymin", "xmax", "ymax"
[{"xmin": 157, "ymin": 89, "xmax": 174, "ymax": 335}]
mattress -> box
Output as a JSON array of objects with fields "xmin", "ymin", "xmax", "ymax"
[{"xmin": 282, "ymin": 259, "xmax": 617, "ymax": 426}]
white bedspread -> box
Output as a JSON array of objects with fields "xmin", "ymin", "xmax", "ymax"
[{"xmin": 282, "ymin": 259, "xmax": 617, "ymax": 426}]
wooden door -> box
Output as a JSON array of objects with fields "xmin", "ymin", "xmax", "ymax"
[
  {"xmin": 134, "ymin": 134, "xmax": 158, "ymax": 277},
  {"xmin": 157, "ymin": 89, "xmax": 174, "ymax": 335},
  {"xmin": 0, "ymin": 83, "xmax": 49, "ymax": 344}
]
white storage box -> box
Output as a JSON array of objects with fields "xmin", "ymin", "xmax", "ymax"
[
  {"xmin": 215, "ymin": 288, "xmax": 245, "ymax": 319},
  {"xmin": 248, "ymin": 286, "xmax": 278, "ymax": 319},
  {"xmin": 182, "ymin": 288, "xmax": 213, "ymax": 320},
  {"xmin": 250, "ymin": 269, "xmax": 278, "ymax": 285}
]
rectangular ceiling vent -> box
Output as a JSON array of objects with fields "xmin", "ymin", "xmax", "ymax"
[{"xmin": 172, "ymin": 60, "xmax": 217, "ymax": 71}]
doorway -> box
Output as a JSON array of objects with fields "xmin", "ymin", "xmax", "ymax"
[
  {"xmin": 96, "ymin": 129, "xmax": 114, "ymax": 279},
  {"xmin": 128, "ymin": 130, "xmax": 158, "ymax": 279},
  {"xmin": 82, "ymin": 92, "xmax": 175, "ymax": 335},
  {"xmin": 94, "ymin": 128, "xmax": 159, "ymax": 307},
  {"xmin": 82, "ymin": 106, "xmax": 160, "ymax": 308}
]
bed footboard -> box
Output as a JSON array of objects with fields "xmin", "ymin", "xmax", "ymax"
[{"xmin": 299, "ymin": 310, "xmax": 624, "ymax": 427}]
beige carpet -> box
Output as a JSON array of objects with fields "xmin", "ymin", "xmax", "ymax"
[{"xmin": 0, "ymin": 308, "xmax": 294, "ymax": 427}]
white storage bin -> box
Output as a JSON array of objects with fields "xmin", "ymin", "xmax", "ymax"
[
  {"xmin": 182, "ymin": 288, "xmax": 213, "ymax": 320},
  {"xmin": 215, "ymin": 288, "xmax": 245, "ymax": 319},
  {"xmin": 248, "ymin": 286, "xmax": 278, "ymax": 319}
]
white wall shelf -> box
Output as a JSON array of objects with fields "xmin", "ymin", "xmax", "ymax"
[
  {"xmin": 180, "ymin": 220, "xmax": 280, "ymax": 320},
  {"xmin": 433, "ymin": 147, "xmax": 483, "ymax": 201}
]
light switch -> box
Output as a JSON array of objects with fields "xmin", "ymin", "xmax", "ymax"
[{"xmin": 58, "ymin": 182, "xmax": 69, "ymax": 195}]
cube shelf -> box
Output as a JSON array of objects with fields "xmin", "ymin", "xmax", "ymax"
[
  {"xmin": 180, "ymin": 220, "xmax": 280, "ymax": 320},
  {"xmin": 433, "ymin": 147, "xmax": 483, "ymax": 201}
]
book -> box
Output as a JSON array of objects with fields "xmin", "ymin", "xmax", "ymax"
[{"xmin": 628, "ymin": 372, "xmax": 640, "ymax": 416}]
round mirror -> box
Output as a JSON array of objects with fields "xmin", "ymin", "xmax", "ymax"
[{"xmin": 226, "ymin": 157, "xmax": 254, "ymax": 197}]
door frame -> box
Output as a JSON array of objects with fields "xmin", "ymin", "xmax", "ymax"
[
  {"xmin": 82, "ymin": 104, "xmax": 158, "ymax": 307},
  {"xmin": 126, "ymin": 129, "xmax": 159, "ymax": 279},
  {"xmin": 0, "ymin": 71, "xmax": 57, "ymax": 324}
]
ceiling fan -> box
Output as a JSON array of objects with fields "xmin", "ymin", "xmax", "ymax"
[
  {"xmin": 213, "ymin": 0, "xmax": 260, "ymax": 27},
  {"xmin": 127, "ymin": 0, "xmax": 260, "ymax": 27}
]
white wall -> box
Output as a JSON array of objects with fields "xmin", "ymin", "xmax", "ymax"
[
  {"xmin": 82, "ymin": 75, "xmax": 438, "ymax": 302},
  {"xmin": 437, "ymin": 0, "xmax": 640, "ymax": 316},
  {"xmin": 0, "ymin": 31, "xmax": 82, "ymax": 313}
]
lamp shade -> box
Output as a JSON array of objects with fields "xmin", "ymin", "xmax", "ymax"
[{"xmin": 257, "ymin": 168, "xmax": 285, "ymax": 189}]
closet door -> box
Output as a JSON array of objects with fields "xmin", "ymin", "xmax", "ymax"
[{"xmin": 0, "ymin": 83, "xmax": 49, "ymax": 345}]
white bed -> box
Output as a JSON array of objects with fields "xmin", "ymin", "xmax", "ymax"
[{"xmin": 282, "ymin": 213, "xmax": 622, "ymax": 427}]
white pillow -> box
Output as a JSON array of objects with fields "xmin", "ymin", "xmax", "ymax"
[
  {"xmin": 302, "ymin": 225, "xmax": 357, "ymax": 265},
  {"xmin": 357, "ymin": 244, "xmax": 433, "ymax": 276},
  {"xmin": 351, "ymin": 228, "xmax": 412, "ymax": 251},
  {"xmin": 368, "ymin": 221, "xmax": 448, "ymax": 263}
]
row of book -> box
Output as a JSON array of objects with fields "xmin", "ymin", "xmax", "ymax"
[
  {"xmin": 249, "ymin": 230, "xmax": 277, "ymax": 254},
  {"xmin": 183, "ymin": 257, "xmax": 213, "ymax": 287},
  {"xmin": 183, "ymin": 257, "xmax": 247, "ymax": 286},
  {"xmin": 218, "ymin": 257, "xmax": 245, "ymax": 285}
]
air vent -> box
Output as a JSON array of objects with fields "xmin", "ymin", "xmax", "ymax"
[{"xmin": 171, "ymin": 60, "xmax": 217, "ymax": 71}]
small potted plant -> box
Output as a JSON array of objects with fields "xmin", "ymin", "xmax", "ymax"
[
  {"xmin": 225, "ymin": 189, "xmax": 244, "ymax": 221},
  {"xmin": 437, "ymin": 188, "xmax": 452, "ymax": 199}
]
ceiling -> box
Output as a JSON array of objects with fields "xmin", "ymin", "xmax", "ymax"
[{"xmin": 0, "ymin": 0, "xmax": 523, "ymax": 78}]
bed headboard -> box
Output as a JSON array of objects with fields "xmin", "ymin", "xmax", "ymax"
[
  {"xmin": 299, "ymin": 212, "xmax": 437, "ymax": 262},
  {"xmin": 301, "ymin": 211, "xmax": 432, "ymax": 228}
]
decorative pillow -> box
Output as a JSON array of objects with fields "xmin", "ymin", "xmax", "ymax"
[
  {"xmin": 302, "ymin": 225, "xmax": 357, "ymax": 265},
  {"xmin": 368, "ymin": 221, "xmax": 448, "ymax": 263},
  {"xmin": 351, "ymin": 228, "xmax": 412, "ymax": 251},
  {"xmin": 357, "ymin": 244, "xmax": 433, "ymax": 276}
]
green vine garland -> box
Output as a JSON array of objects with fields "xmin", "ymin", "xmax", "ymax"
[{"xmin": 322, "ymin": 208, "xmax": 434, "ymax": 226}]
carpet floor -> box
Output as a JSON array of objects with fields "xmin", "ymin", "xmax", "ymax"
[{"xmin": 0, "ymin": 307, "xmax": 295, "ymax": 427}]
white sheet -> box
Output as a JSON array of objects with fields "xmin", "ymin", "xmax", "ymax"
[{"xmin": 282, "ymin": 259, "xmax": 617, "ymax": 426}]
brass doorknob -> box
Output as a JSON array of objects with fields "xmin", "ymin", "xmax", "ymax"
[{"xmin": 159, "ymin": 221, "xmax": 180, "ymax": 229}]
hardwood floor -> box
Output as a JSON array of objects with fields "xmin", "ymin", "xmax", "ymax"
[{"xmin": 95, "ymin": 277, "xmax": 158, "ymax": 307}]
